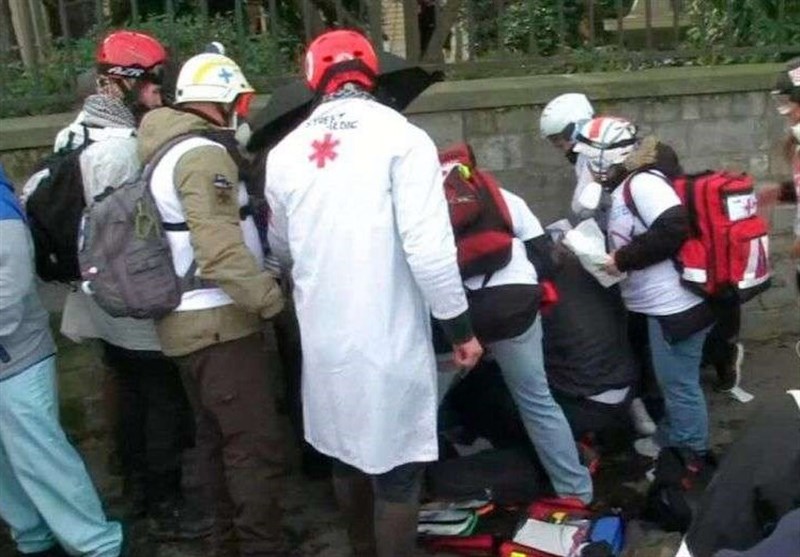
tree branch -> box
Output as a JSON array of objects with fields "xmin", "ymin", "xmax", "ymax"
[{"xmin": 422, "ymin": 0, "xmax": 464, "ymax": 63}]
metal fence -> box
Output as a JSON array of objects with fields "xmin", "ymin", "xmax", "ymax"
[{"xmin": 2, "ymin": 0, "xmax": 799, "ymax": 117}]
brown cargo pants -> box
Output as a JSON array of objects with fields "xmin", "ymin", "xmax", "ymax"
[{"xmin": 176, "ymin": 332, "xmax": 288, "ymax": 557}]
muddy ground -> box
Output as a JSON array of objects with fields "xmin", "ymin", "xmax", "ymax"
[{"xmin": 1, "ymin": 330, "xmax": 798, "ymax": 557}]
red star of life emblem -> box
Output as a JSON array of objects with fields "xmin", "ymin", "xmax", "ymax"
[{"xmin": 309, "ymin": 133, "xmax": 340, "ymax": 168}]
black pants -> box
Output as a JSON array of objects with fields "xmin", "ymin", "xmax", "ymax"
[
  {"xmin": 102, "ymin": 342, "xmax": 193, "ymax": 506},
  {"xmin": 552, "ymin": 390, "xmax": 631, "ymax": 440},
  {"xmin": 702, "ymin": 301, "xmax": 741, "ymax": 375}
]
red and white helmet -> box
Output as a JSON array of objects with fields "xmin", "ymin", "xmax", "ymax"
[
  {"xmin": 96, "ymin": 30, "xmax": 167, "ymax": 83},
  {"xmin": 573, "ymin": 116, "xmax": 639, "ymax": 182},
  {"xmin": 304, "ymin": 29, "xmax": 379, "ymax": 94}
]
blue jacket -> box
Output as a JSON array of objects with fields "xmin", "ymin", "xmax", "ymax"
[{"xmin": 0, "ymin": 164, "xmax": 55, "ymax": 381}]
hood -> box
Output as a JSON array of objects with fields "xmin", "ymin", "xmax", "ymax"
[
  {"xmin": 137, "ymin": 107, "xmax": 219, "ymax": 165},
  {"xmin": 624, "ymin": 135, "xmax": 684, "ymax": 179}
]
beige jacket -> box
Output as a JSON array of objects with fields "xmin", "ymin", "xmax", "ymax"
[{"xmin": 138, "ymin": 107, "xmax": 283, "ymax": 356}]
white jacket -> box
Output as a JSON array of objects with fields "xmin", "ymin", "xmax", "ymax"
[{"xmin": 265, "ymin": 96, "xmax": 469, "ymax": 474}]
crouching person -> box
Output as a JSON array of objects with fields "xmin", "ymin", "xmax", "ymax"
[
  {"xmin": 541, "ymin": 244, "xmax": 637, "ymax": 442},
  {"xmin": 0, "ymin": 163, "xmax": 123, "ymax": 557},
  {"xmin": 438, "ymin": 145, "xmax": 593, "ymax": 505},
  {"xmin": 137, "ymin": 54, "xmax": 287, "ymax": 557}
]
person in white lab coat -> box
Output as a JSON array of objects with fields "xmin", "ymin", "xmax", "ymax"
[{"xmin": 264, "ymin": 29, "xmax": 483, "ymax": 557}]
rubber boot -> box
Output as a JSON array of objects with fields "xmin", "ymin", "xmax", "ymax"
[
  {"xmin": 374, "ymin": 499, "xmax": 421, "ymax": 557},
  {"xmin": 332, "ymin": 474, "xmax": 377, "ymax": 557}
]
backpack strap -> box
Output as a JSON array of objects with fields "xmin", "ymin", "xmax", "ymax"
[
  {"xmin": 144, "ymin": 133, "xmax": 216, "ymax": 290},
  {"xmin": 622, "ymin": 171, "xmax": 644, "ymax": 225},
  {"xmin": 621, "ymin": 168, "xmax": 669, "ymax": 229}
]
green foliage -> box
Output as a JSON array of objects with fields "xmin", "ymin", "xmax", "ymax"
[
  {"xmin": 1, "ymin": 10, "xmax": 296, "ymax": 118},
  {"xmin": 3, "ymin": 0, "xmax": 800, "ymax": 118},
  {"xmin": 685, "ymin": 0, "xmax": 800, "ymax": 64}
]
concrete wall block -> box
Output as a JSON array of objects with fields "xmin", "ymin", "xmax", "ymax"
[
  {"xmin": 462, "ymin": 110, "xmax": 499, "ymax": 136},
  {"xmin": 469, "ymin": 134, "xmax": 529, "ymax": 171},
  {"xmin": 408, "ymin": 112, "xmax": 464, "ymax": 147},
  {"xmin": 496, "ymin": 107, "xmax": 539, "ymax": 134},
  {"xmin": 596, "ymin": 100, "xmax": 641, "ymax": 123},
  {"xmin": 681, "ymin": 97, "xmax": 701, "ymax": 121},
  {"xmin": 688, "ymin": 119, "xmax": 764, "ymax": 155},
  {"xmin": 730, "ymin": 92, "xmax": 768, "ymax": 118},
  {"xmin": 649, "ymin": 120, "xmax": 689, "ymax": 151},
  {"xmin": 698, "ymin": 94, "xmax": 733, "ymax": 119},
  {"xmin": 748, "ymin": 153, "xmax": 771, "ymax": 178},
  {"xmin": 771, "ymin": 204, "xmax": 798, "ymax": 234},
  {"xmin": 639, "ymin": 99, "xmax": 682, "ymax": 124}
]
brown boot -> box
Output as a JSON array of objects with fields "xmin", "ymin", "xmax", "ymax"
[
  {"xmin": 332, "ymin": 474, "xmax": 377, "ymax": 557},
  {"xmin": 374, "ymin": 500, "xmax": 420, "ymax": 557}
]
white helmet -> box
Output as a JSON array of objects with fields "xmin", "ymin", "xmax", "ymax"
[
  {"xmin": 539, "ymin": 93, "xmax": 595, "ymax": 140},
  {"xmin": 175, "ymin": 53, "xmax": 254, "ymax": 105},
  {"xmin": 573, "ymin": 116, "xmax": 639, "ymax": 182}
]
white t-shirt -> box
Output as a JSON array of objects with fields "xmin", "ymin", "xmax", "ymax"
[
  {"xmin": 571, "ymin": 153, "xmax": 595, "ymax": 215},
  {"xmin": 607, "ymin": 171, "xmax": 704, "ymax": 316},
  {"xmin": 463, "ymin": 188, "xmax": 543, "ymax": 291}
]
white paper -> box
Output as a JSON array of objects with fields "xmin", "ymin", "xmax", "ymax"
[
  {"xmin": 563, "ymin": 218, "xmax": 626, "ymax": 288},
  {"xmin": 512, "ymin": 519, "xmax": 584, "ymax": 556}
]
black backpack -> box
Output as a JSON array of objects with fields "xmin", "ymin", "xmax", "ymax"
[{"xmin": 25, "ymin": 145, "xmax": 89, "ymax": 282}]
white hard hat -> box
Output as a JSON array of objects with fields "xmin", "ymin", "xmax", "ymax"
[
  {"xmin": 573, "ymin": 116, "xmax": 639, "ymax": 181},
  {"xmin": 539, "ymin": 93, "xmax": 595, "ymax": 139},
  {"xmin": 175, "ymin": 53, "xmax": 254, "ymax": 105}
]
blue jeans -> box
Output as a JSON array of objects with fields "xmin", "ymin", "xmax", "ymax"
[
  {"xmin": 0, "ymin": 356, "xmax": 122, "ymax": 556},
  {"xmin": 647, "ymin": 317, "xmax": 711, "ymax": 454},
  {"xmin": 489, "ymin": 317, "xmax": 593, "ymax": 503}
]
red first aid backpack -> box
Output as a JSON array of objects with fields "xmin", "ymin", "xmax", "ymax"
[
  {"xmin": 623, "ymin": 170, "xmax": 771, "ymax": 302},
  {"xmin": 439, "ymin": 143, "xmax": 514, "ymax": 280}
]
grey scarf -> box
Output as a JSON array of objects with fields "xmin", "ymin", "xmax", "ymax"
[{"xmin": 82, "ymin": 94, "xmax": 136, "ymax": 129}]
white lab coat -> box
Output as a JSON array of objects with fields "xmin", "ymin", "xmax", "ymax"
[{"xmin": 265, "ymin": 97, "xmax": 468, "ymax": 474}]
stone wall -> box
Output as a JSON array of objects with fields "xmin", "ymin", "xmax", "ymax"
[{"xmin": 1, "ymin": 63, "xmax": 797, "ymax": 339}]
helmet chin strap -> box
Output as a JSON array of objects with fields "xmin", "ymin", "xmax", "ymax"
[{"xmin": 565, "ymin": 150, "xmax": 578, "ymax": 165}]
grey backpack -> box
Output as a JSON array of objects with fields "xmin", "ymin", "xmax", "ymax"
[{"xmin": 78, "ymin": 134, "xmax": 200, "ymax": 319}]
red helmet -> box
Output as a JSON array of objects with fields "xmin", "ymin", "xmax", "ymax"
[
  {"xmin": 304, "ymin": 29, "xmax": 379, "ymax": 94},
  {"xmin": 96, "ymin": 30, "xmax": 167, "ymax": 83}
]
